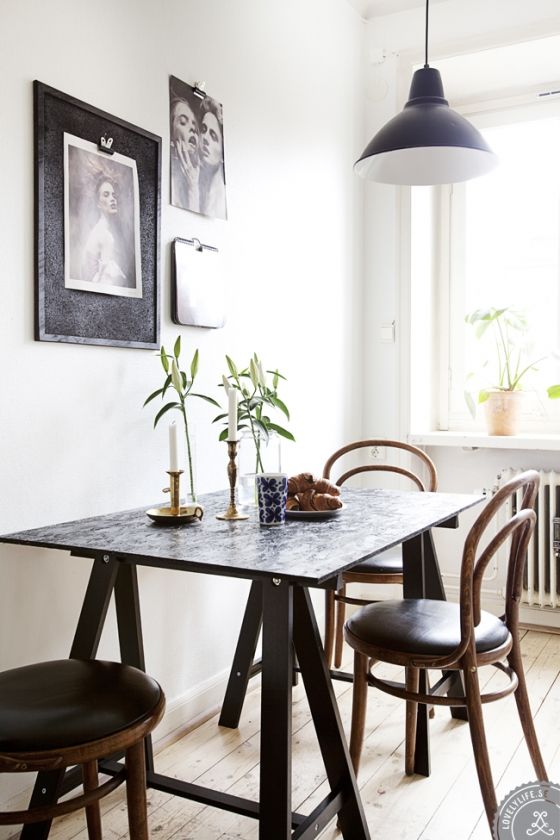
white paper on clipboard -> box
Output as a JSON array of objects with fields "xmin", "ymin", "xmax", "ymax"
[{"xmin": 172, "ymin": 237, "xmax": 225, "ymax": 329}]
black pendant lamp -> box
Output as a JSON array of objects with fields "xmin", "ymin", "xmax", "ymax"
[{"xmin": 355, "ymin": 0, "xmax": 498, "ymax": 185}]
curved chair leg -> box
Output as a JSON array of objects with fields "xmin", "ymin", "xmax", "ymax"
[
  {"xmin": 405, "ymin": 667, "xmax": 420, "ymax": 776},
  {"xmin": 324, "ymin": 589, "xmax": 336, "ymax": 668},
  {"xmin": 463, "ymin": 662, "xmax": 497, "ymax": 830},
  {"xmin": 126, "ymin": 740, "xmax": 149, "ymax": 840},
  {"xmin": 83, "ymin": 760, "xmax": 102, "ymax": 840},
  {"xmin": 349, "ymin": 651, "xmax": 369, "ymax": 776},
  {"xmin": 334, "ymin": 584, "xmax": 347, "ymax": 669},
  {"xmin": 508, "ymin": 641, "xmax": 548, "ymax": 781}
]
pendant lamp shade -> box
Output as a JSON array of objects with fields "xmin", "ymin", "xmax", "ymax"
[{"xmin": 355, "ymin": 1, "xmax": 498, "ymax": 185}]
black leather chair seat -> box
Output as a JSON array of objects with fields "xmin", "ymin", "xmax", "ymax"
[
  {"xmin": 350, "ymin": 553, "xmax": 403, "ymax": 575},
  {"xmin": 0, "ymin": 659, "xmax": 162, "ymax": 752},
  {"xmin": 346, "ymin": 599, "xmax": 510, "ymax": 658}
]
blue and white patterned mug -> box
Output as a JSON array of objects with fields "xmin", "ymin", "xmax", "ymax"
[{"xmin": 256, "ymin": 473, "xmax": 288, "ymax": 526}]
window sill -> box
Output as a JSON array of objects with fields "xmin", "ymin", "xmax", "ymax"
[{"xmin": 408, "ymin": 431, "xmax": 560, "ymax": 451}]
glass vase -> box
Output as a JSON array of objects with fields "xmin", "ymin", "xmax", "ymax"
[{"xmin": 237, "ymin": 429, "xmax": 282, "ymax": 507}]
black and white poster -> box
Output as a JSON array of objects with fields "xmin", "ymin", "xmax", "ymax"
[
  {"xmin": 64, "ymin": 133, "xmax": 142, "ymax": 298},
  {"xmin": 169, "ymin": 76, "xmax": 227, "ymax": 220}
]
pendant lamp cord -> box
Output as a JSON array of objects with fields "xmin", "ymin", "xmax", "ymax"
[{"xmin": 424, "ymin": 0, "xmax": 430, "ymax": 67}]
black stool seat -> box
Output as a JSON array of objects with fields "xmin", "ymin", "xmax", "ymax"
[
  {"xmin": 346, "ymin": 599, "xmax": 511, "ymax": 658},
  {"xmin": 0, "ymin": 659, "xmax": 162, "ymax": 752},
  {"xmin": 350, "ymin": 553, "xmax": 403, "ymax": 575}
]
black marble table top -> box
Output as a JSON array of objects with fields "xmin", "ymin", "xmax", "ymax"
[{"xmin": 0, "ymin": 488, "xmax": 484, "ymax": 586}]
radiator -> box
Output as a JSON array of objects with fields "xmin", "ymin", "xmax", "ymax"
[{"xmin": 499, "ymin": 469, "xmax": 560, "ymax": 609}]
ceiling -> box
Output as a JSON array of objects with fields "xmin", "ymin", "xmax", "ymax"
[{"xmin": 346, "ymin": 0, "xmax": 446, "ymax": 19}]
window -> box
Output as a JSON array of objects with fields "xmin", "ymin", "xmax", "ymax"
[{"xmin": 411, "ymin": 98, "xmax": 560, "ymax": 433}]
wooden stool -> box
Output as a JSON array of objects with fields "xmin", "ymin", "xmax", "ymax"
[
  {"xmin": 344, "ymin": 469, "xmax": 547, "ymax": 832},
  {"xmin": 0, "ymin": 658, "xmax": 165, "ymax": 838}
]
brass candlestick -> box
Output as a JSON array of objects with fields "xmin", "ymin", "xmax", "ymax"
[
  {"xmin": 216, "ymin": 440, "xmax": 248, "ymax": 521},
  {"xmin": 165, "ymin": 469, "xmax": 183, "ymax": 515}
]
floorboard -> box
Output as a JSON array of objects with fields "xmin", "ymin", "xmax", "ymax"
[{"xmin": 5, "ymin": 630, "xmax": 559, "ymax": 840}]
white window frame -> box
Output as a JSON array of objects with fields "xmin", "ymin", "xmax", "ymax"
[{"xmin": 405, "ymin": 90, "xmax": 560, "ymax": 439}]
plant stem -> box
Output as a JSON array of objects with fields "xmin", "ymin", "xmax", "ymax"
[
  {"xmin": 232, "ymin": 371, "xmax": 264, "ymax": 474},
  {"xmin": 181, "ymin": 400, "xmax": 196, "ymax": 502},
  {"xmin": 495, "ymin": 318, "xmax": 512, "ymax": 388}
]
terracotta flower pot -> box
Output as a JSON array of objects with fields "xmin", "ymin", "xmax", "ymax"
[{"xmin": 484, "ymin": 390, "xmax": 523, "ymax": 435}]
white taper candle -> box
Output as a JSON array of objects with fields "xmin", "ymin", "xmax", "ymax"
[
  {"xmin": 228, "ymin": 388, "xmax": 239, "ymax": 441},
  {"xmin": 169, "ymin": 421, "xmax": 179, "ymax": 471}
]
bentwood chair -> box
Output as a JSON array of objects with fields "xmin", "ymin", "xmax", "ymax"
[
  {"xmin": 344, "ymin": 469, "xmax": 546, "ymax": 832},
  {"xmin": 323, "ymin": 439, "xmax": 438, "ymax": 669},
  {"xmin": 0, "ymin": 659, "xmax": 165, "ymax": 838}
]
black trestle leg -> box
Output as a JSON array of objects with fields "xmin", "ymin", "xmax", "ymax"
[
  {"xmin": 293, "ymin": 587, "xmax": 371, "ymax": 840},
  {"xmin": 219, "ymin": 580, "xmax": 263, "ymax": 728},
  {"xmin": 259, "ymin": 578, "xmax": 293, "ymax": 839},
  {"xmin": 114, "ymin": 562, "xmax": 154, "ymax": 773}
]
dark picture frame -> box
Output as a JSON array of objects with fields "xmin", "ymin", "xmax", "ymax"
[{"xmin": 34, "ymin": 81, "xmax": 162, "ymax": 349}]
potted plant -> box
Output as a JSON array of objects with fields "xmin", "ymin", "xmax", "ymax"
[
  {"xmin": 214, "ymin": 353, "xmax": 295, "ymax": 502},
  {"xmin": 465, "ymin": 307, "xmax": 559, "ymax": 435},
  {"xmin": 144, "ymin": 337, "xmax": 220, "ymax": 501}
]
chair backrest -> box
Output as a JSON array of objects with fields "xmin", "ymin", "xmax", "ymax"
[
  {"xmin": 322, "ymin": 439, "xmax": 438, "ymax": 492},
  {"xmin": 457, "ymin": 469, "xmax": 539, "ymax": 659}
]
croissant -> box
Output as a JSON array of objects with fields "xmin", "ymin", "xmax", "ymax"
[
  {"xmin": 297, "ymin": 489, "xmax": 316, "ymax": 511},
  {"xmin": 313, "ymin": 478, "xmax": 340, "ymax": 496},
  {"xmin": 286, "ymin": 495, "xmax": 300, "ymax": 511},
  {"xmin": 294, "ymin": 490, "xmax": 343, "ymax": 512},
  {"xmin": 287, "ymin": 473, "xmax": 316, "ymax": 495},
  {"xmin": 312, "ymin": 493, "xmax": 343, "ymax": 511}
]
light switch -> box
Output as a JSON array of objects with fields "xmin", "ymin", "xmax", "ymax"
[{"xmin": 380, "ymin": 322, "xmax": 395, "ymax": 343}]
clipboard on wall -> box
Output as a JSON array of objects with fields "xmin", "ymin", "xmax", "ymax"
[{"xmin": 172, "ymin": 237, "xmax": 225, "ymax": 329}]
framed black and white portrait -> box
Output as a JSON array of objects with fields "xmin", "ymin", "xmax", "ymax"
[
  {"xmin": 64, "ymin": 134, "xmax": 142, "ymax": 298},
  {"xmin": 169, "ymin": 76, "xmax": 227, "ymax": 221},
  {"xmin": 35, "ymin": 81, "xmax": 161, "ymax": 349}
]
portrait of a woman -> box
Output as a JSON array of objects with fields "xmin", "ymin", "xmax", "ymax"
[{"xmin": 64, "ymin": 133, "xmax": 142, "ymax": 298}]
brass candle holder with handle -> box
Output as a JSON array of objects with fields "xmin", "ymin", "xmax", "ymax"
[
  {"xmin": 146, "ymin": 469, "xmax": 204, "ymax": 524},
  {"xmin": 216, "ymin": 440, "xmax": 248, "ymax": 521}
]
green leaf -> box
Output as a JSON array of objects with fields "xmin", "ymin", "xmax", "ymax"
[
  {"xmin": 162, "ymin": 373, "xmax": 172, "ymax": 398},
  {"xmin": 464, "ymin": 390, "xmax": 477, "ymax": 420},
  {"xmin": 212, "ymin": 412, "xmax": 228, "ymax": 423},
  {"xmin": 171, "ymin": 360, "xmax": 183, "ymax": 394},
  {"xmin": 474, "ymin": 320, "xmax": 493, "ymax": 340},
  {"xmin": 153, "ymin": 401, "xmax": 180, "ymax": 427},
  {"xmin": 267, "ymin": 368, "xmax": 287, "ymax": 381},
  {"xmin": 173, "ymin": 335, "xmax": 181, "ymax": 360},
  {"xmin": 143, "ymin": 387, "xmax": 163, "ymax": 407},
  {"xmin": 160, "ymin": 346, "xmax": 169, "ymax": 373},
  {"xmin": 191, "ymin": 349, "xmax": 199, "ymax": 380},
  {"xmin": 181, "ymin": 371, "xmax": 188, "ymax": 390},
  {"xmin": 268, "ymin": 422, "xmax": 295, "ymax": 441},
  {"xmin": 269, "ymin": 395, "xmax": 290, "ymax": 420},
  {"xmin": 226, "ymin": 355, "xmax": 239, "ymax": 378},
  {"xmin": 191, "ymin": 393, "xmax": 221, "ymax": 407},
  {"xmin": 218, "ymin": 427, "xmax": 229, "ymax": 442},
  {"xmin": 547, "ymin": 384, "xmax": 560, "ymax": 399},
  {"xmin": 253, "ymin": 418, "xmax": 270, "ymax": 440},
  {"xmin": 478, "ymin": 389, "xmax": 490, "ymax": 404}
]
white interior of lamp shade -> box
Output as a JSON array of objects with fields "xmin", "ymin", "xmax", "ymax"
[{"xmin": 354, "ymin": 146, "xmax": 499, "ymax": 185}]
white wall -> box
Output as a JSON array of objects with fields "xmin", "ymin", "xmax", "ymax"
[
  {"xmin": 0, "ymin": 0, "xmax": 365, "ymax": 803},
  {"xmin": 361, "ymin": 0, "xmax": 560, "ymax": 612}
]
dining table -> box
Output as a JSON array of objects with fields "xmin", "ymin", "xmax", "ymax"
[{"xmin": 0, "ymin": 485, "xmax": 483, "ymax": 840}]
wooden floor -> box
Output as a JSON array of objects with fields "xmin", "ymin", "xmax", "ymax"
[{"xmin": 11, "ymin": 630, "xmax": 560, "ymax": 840}]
